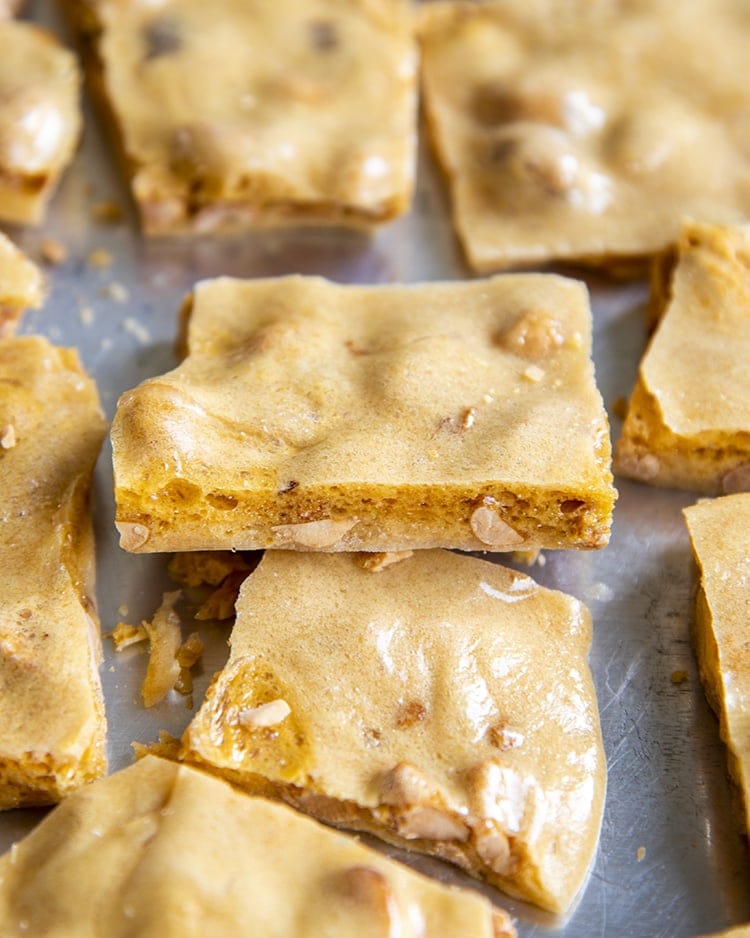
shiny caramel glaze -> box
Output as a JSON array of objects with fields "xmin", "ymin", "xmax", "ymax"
[{"xmin": 183, "ymin": 550, "xmax": 605, "ymax": 914}]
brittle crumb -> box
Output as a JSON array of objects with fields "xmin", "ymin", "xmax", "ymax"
[
  {"xmin": 107, "ymin": 621, "xmax": 148, "ymax": 651},
  {"xmin": 510, "ymin": 548, "xmax": 541, "ymax": 567},
  {"xmin": 168, "ymin": 551, "xmax": 251, "ymax": 588},
  {"xmin": 142, "ymin": 591, "xmax": 182, "ymax": 708},
  {"xmin": 100, "ymin": 282, "xmax": 129, "ymax": 303},
  {"xmin": 39, "ymin": 237, "xmax": 67, "ymax": 266},
  {"xmin": 123, "ymin": 317, "xmax": 151, "ymax": 345},
  {"xmin": 585, "ymin": 581, "xmax": 614, "ymax": 602},
  {"xmin": 671, "ymin": 670, "xmax": 689, "ymax": 685},
  {"xmin": 87, "ymin": 248, "xmax": 112, "ymax": 269},
  {"xmin": 636, "ymin": 846, "xmax": 646, "ymax": 862},
  {"xmin": 90, "ymin": 199, "xmax": 123, "ymax": 223},
  {"xmin": 177, "ymin": 632, "xmax": 204, "ymax": 669},
  {"xmin": 196, "ymin": 570, "xmax": 248, "ymax": 620},
  {"xmin": 175, "ymin": 667, "xmax": 193, "ymax": 696},
  {"xmin": 131, "ymin": 730, "xmax": 181, "ymax": 761},
  {"xmin": 79, "ymin": 305, "xmax": 95, "ymax": 326}
]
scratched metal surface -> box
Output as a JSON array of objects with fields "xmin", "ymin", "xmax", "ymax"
[{"xmin": 1, "ymin": 1, "xmax": 749, "ymax": 934}]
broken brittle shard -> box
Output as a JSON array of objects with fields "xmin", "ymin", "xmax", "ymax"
[
  {"xmin": 182, "ymin": 549, "xmax": 606, "ymax": 914},
  {"xmin": 0, "ymin": 336, "xmax": 107, "ymax": 808},
  {"xmin": 0, "ymin": 755, "xmax": 515, "ymax": 937}
]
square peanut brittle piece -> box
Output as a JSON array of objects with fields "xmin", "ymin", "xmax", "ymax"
[
  {"xmin": 684, "ymin": 494, "xmax": 750, "ymax": 837},
  {"xmin": 112, "ymin": 274, "xmax": 615, "ymax": 553},
  {"xmin": 418, "ymin": 1, "xmax": 750, "ymax": 272},
  {"xmin": 66, "ymin": 0, "xmax": 416, "ymax": 235},
  {"xmin": 615, "ymin": 222, "xmax": 750, "ymax": 494},
  {"xmin": 0, "ymin": 337, "xmax": 107, "ymax": 808},
  {"xmin": 0, "ymin": 20, "xmax": 81, "ymax": 225},
  {"xmin": 182, "ymin": 550, "xmax": 606, "ymax": 914},
  {"xmin": 0, "ymin": 756, "xmax": 515, "ymax": 937}
]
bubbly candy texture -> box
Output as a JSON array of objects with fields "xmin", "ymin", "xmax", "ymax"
[
  {"xmin": 0, "ymin": 337, "xmax": 107, "ymax": 809},
  {"xmin": 183, "ymin": 549, "xmax": 606, "ymax": 914},
  {"xmin": 616, "ymin": 221, "xmax": 750, "ymax": 493},
  {"xmin": 66, "ymin": 0, "xmax": 417, "ymax": 233},
  {"xmin": 112, "ymin": 274, "xmax": 615, "ymax": 553},
  {"xmin": 419, "ymin": 0, "xmax": 750, "ymax": 271}
]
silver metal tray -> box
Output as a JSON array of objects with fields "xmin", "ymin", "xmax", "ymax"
[{"xmin": 3, "ymin": 2, "xmax": 749, "ymax": 934}]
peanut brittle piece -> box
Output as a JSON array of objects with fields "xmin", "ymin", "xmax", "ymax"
[
  {"xmin": 0, "ymin": 21, "xmax": 81, "ymax": 225},
  {"xmin": 112, "ymin": 274, "xmax": 615, "ymax": 553},
  {"xmin": 685, "ymin": 494, "xmax": 750, "ymax": 838},
  {"xmin": 65, "ymin": 0, "xmax": 416, "ymax": 234},
  {"xmin": 616, "ymin": 222, "xmax": 750, "ymax": 494},
  {"xmin": 0, "ymin": 336, "xmax": 107, "ymax": 808},
  {"xmin": 182, "ymin": 550, "xmax": 605, "ymax": 914},
  {"xmin": 419, "ymin": 1, "xmax": 750, "ymax": 272},
  {"xmin": 0, "ymin": 756, "xmax": 515, "ymax": 937}
]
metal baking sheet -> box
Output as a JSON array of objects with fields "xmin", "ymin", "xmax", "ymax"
[{"xmin": 2, "ymin": 1, "xmax": 749, "ymax": 934}]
